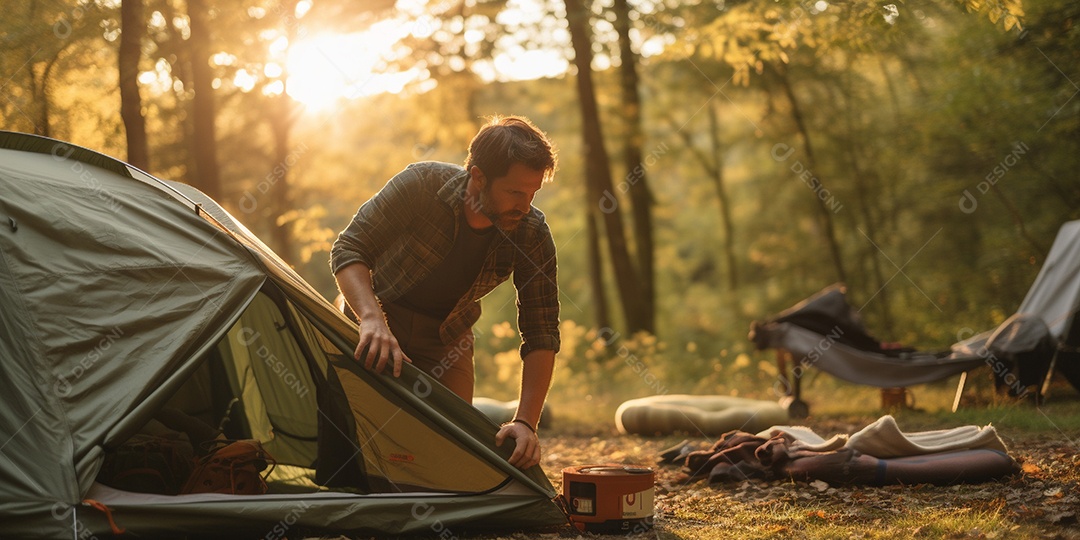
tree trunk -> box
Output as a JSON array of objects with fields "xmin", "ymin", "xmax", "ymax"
[
  {"xmin": 267, "ymin": 0, "xmax": 301, "ymax": 264},
  {"xmin": 27, "ymin": 60, "xmax": 46, "ymax": 136},
  {"xmin": 269, "ymin": 92, "xmax": 295, "ymax": 263},
  {"xmin": 38, "ymin": 73, "xmax": 51, "ymax": 138},
  {"xmin": 663, "ymin": 106, "xmax": 738, "ymax": 292},
  {"xmin": 611, "ymin": 0, "xmax": 655, "ymax": 334},
  {"xmin": 164, "ymin": 2, "xmax": 197, "ymax": 184},
  {"xmin": 187, "ymin": 0, "xmax": 221, "ymax": 200},
  {"xmin": 564, "ymin": 0, "xmax": 649, "ymax": 334},
  {"xmin": 587, "ymin": 209, "xmax": 612, "ymax": 331},
  {"xmin": 119, "ymin": 0, "xmax": 150, "ymax": 170},
  {"xmin": 23, "ymin": 2, "xmax": 48, "ymax": 137},
  {"xmin": 34, "ymin": 52, "xmax": 65, "ymax": 138},
  {"xmin": 707, "ymin": 99, "xmax": 738, "ymax": 291},
  {"xmin": 839, "ymin": 64, "xmax": 893, "ymax": 334},
  {"xmin": 770, "ymin": 64, "xmax": 848, "ymax": 285}
]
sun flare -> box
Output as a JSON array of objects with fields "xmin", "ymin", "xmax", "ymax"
[
  {"xmin": 286, "ymin": 34, "xmax": 372, "ymax": 110},
  {"xmin": 285, "ymin": 25, "xmax": 417, "ymax": 110},
  {"xmin": 280, "ymin": 9, "xmax": 572, "ymax": 111}
]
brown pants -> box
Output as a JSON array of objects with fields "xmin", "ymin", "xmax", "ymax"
[{"xmin": 382, "ymin": 302, "xmax": 475, "ymax": 403}]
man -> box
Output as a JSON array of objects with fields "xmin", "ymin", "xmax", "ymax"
[{"xmin": 330, "ymin": 115, "xmax": 560, "ymax": 470}]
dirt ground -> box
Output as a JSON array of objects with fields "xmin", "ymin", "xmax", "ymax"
[{"xmin": 524, "ymin": 422, "xmax": 1080, "ymax": 540}]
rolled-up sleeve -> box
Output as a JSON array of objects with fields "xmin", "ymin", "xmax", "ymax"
[
  {"xmin": 514, "ymin": 218, "xmax": 560, "ymax": 357},
  {"xmin": 330, "ymin": 167, "xmax": 420, "ymax": 275}
]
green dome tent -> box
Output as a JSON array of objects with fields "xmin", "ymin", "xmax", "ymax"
[{"xmin": 0, "ymin": 131, "xmax": 566, "ymax": 538}]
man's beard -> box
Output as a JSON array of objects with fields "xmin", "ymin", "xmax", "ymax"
[{"xmin": 478, "ymin": 189, "xmax": 526, "ymax": 231}]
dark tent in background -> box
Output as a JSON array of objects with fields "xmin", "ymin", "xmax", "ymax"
[
  {"xmin": 750, "ymin": 220, "xmax": 1080, "ymax": 416},
  {"xmin": 0, "ymin": 131, "xmax": 565, "ymax": 538}
]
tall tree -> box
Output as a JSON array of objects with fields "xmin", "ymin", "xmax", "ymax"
[
  {"xmin": 119, "ymin": 0, "xmax": 150, "ymax": 170},
  {"xmin": 706, "ymin": 100, "xmax": 739, "ymax": 292},
  {"xmin": 586, "ymin": 210, "xmax": 612, "ymax": 330},
  {"xmin": 267, "ymin": 0, "xmax": 302, "ymax": 264},
  {"xmin": 611, "ymin": 0, "xmax": 656, "ymax": 332},
  {"xmin": 765, "ymin": 62, "xmax": 848, "ymax": 284},
  {"xmin": 186, "ymin": 0, "xmax": 222, "ymax": 200},
  {"xmin": 662, "ymin": 99, "xmax": 738, "ymax": 292},
  {"xmin": 565, "ymin": 0, "xmax": 651, "ymax": 334},
  {"xmin": 26, "ymin": 49, "xmax": 68, "ymax": 138}
]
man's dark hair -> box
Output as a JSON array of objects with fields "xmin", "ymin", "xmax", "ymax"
[{"xmin": 465, "ymin": 115, "xmax": 557, "ymax": 183}]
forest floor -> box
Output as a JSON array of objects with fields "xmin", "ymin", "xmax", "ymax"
[
  {"xmin": 313, "ymin": 386, "xmax": 1080, "ymax": 540},
  {"xmin": 530, "ymin": 425, "xmax": 1080, "ymax": 540},
  {"xmin": 482, "ymin": 393, "xmax": 1080, "ymax": 540}
]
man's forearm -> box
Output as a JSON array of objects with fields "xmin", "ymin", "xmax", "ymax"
[
  {"xmin": 335, "ymin": 263, "xmax": 383, "ymax": 321},
  {"xmin": 336, "ymin": 262, "xmax": 412, "ymax": 375},
  {"xmin": 514, "ymin": 349, "xmax": 555, "ymax": 430}
]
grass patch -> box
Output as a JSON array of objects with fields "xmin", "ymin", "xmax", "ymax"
[
  {"xmin": 658, "ymin": 497, "xmax": 1040, "ymax": 540},
  {"xmin": 538, "ymin": 361, "xmax": 1080, "ymax": 437},
  {"xmin": 926, "ymin": 400, "xmax": 1080, "ymax": 433}
]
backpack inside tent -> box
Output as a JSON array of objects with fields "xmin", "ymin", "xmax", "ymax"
[{"xmin": 0, "ymin": 131, "xmax": 566, "ymax": 538}]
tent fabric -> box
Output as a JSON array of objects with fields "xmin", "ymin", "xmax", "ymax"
[
  {"xmin": 78, "ymin": 482, "xmax": 561, "ymax": 536},
  {"xmin": 1015, "ymin": 220, "xmax": 1080, "ymax": 389},
  {"xmin": 0, "ymin": 135, "xmax": 267, "ymax": 517},
  {"xmin": 1017, "ymin": 220, "xmax": 1080, "ymax": 339},
  {"xmin": 0, "ymin": 131, "xmax": 565, "ymax": 538}
]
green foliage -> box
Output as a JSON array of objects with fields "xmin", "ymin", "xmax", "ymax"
[
  {"xmin": 2, "ymin": 0, "xmax": 1077, "ymax": 418},
  {"xmin": 964, "ymin": 0, "xmax": 1026, "ymax": 30}
]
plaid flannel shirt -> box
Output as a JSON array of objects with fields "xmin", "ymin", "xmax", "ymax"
[{"xmin": 330, "ymin": 162, "xmax": 560, "ymax": 357}]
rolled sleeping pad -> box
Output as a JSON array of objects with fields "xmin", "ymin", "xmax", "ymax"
[
  {"xmin": 783, "ymin": 448, "xmax": 1020, "ymax": 485},
  {"xmin": 616, "ymin": 395, "xmax": 788, "ymax": 436}
]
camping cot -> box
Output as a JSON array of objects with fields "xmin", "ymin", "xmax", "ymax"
[{"xmin": 750, "ymin": 220, "xmax": 1080, "ymax": 416}]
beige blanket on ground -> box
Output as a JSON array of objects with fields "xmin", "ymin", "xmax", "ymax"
[{"xmin": 757, "ymin": 415, "xmax": 1009, "ymax": 458}]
